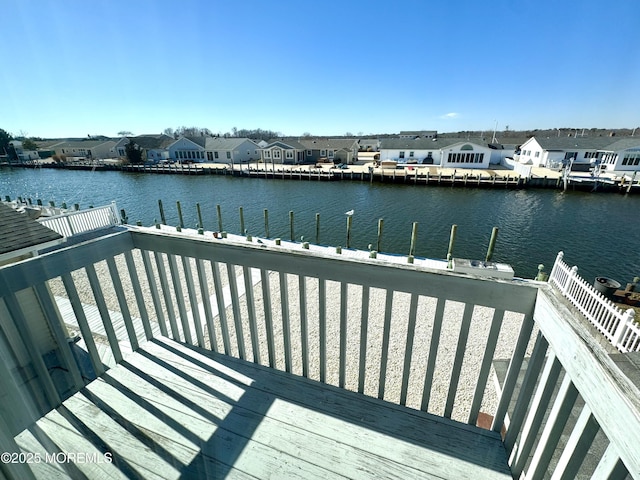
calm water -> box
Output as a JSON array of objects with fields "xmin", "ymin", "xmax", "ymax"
[{"xmin": 1, "ymin": 167, "xmax": 639, "ymax": 282}]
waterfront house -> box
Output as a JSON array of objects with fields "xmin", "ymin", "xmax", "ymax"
[
  {"xmin": 1, "ymin": 215, "xmax": 639, "ymax": 478},
  {"xmin": 42, "ymin": 139, "xmax": 117, "ymax": 160},
  {"xmin": 517, "ymin": 136, "xmax": 640, "ymax": 172},
  {"xmin": 379, "ymin": 137, "xmax": 492, "ymax": 168},
  {"xmin": 203, "ymin": 137, "xmax": 261, "ymax": 164},
  {"xmin": 7, "ymin": 140, "xmax": 40, "ymax": 162},
  {"xmin": 298, "ymin": 138, "xmax": 359, "ymax": 164},
  {"xmin": 168, "ymin": 136, "xmax": 206, "ymax": 163},
  {"xmin": 111, "ymin": 134, "xmax": 174, "ymax": 162},
  {"xmin": 261, "ymin": 138, "xmax": 307, "ymax": 165}
]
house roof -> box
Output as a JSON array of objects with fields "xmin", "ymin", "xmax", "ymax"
[
  {"xmin": 399, "ymin": 130, "xmax": 437, "ymax": 137},
  {"xmin": 380, "ymin": 137, "xmax": 488, "ymax": 150},
  {"xmin": 298, "ymin": 138, "xmax": 358, "ymax": 150},
  {"xmin": 0, "ymin": 203, "xmax": 63, "ymax": 257},
  {"xmin": 204, "ymin": 137, "xmax": 258, "ymax": 151},
  {"xmin": 531, "ymin": 136, "xmax": 621, "ymax": 151},
  {"xmin": 42, "ymin": 140, "xmax": 113, "ymax": 149},
  {"xmin": 265, "ymin": 139, "xmax": 307, "ymax": 150},
  {"xmin": 601, "ymin": 138, "xmax": 640, "ymax": 152},
  {"xmin": 130, "ymin": 135, "xmax": 175, "ymax": 150}
]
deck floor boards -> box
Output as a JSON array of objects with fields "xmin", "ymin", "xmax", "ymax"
[{"xmin": 15, "ymin": 337, "xmax": 511, "ymax": 479}]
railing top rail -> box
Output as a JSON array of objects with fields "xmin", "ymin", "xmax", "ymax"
[
  {"xmin": 129, "ymin": 227, "xmax": 539, "ymax": 313},
  {"xmin": 37, "ymin": 203, "xmax": 116, "ymax": 221}
]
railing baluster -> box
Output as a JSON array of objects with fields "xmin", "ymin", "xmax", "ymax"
[
  {"xmin": 468, "ymin": 308, "xmax": 506, "ymax": 425},
  {"xmin": 244, "ymin": 266, "xmax": 261, "ymax": 364},
  {"xmin": 167, "ymin": 254, "xmax": 193, "ymax": 345},
  {"xmin": 210, "ymin": 261, "xmax": 232, "ymax": 354},
  {"xmin": 279, "ymin": 272, "xmax": 292, "ymax": 372},
  {"xmin": 299, "ymin": 275, "xmax": 309, "ymax": 377},
  {"xmin": 261, "ymin": 269, "xmax": 275, "ymax": 367},
  {"xmin": 155, "ymin": 252, "xmax": 180, "ymax": 340},
  {"xmin": 106, "ymin": 257, "xmax": 139, "ymax": 351},
  {"xmin": 357, "ymin": 285, "xmax": 371, "ymax": 394},
  {"xmin": 527, "ymin": 375, "xmax": 579, "ymax": 480},
  {"xmin": 196, "ymin": 259, "xmax": 218, "ymax": 352},
  {"xmin": 339, "ymin": 282, "xmax": 348, "ymax": 388},
  {"xmin": 591, "ymin": 444, "xmax": 628, "ymax": 480},
  {"xmin": 377, "ymin": 289, "xmax": 394, "ymax": 400},
  {"xmin": 183, "ymin": 257, "xmax": 205, "ymax": 348},
  {"xmin": 422, "ymin": 297, "xmax": 446, "ymax": 411},
  {"xmin": 492, "ymin": 312, "xmax": 535, "ymax": 432},
  {"xmin": 319, "ymin": 278, "xmax": 327, "ymax": 383},
  {"xmin": 141, "ymin": 250, "xmax": 168, "ymax": 337},
  {"xmin": 503, "ymin": 332, "xmax": 548, "ymax": 452},
  {"xmin": 124, "ymin": 250, "xmax": 153, "ymax": 341},
  {"xmin": 85, "ymin": 264, "xmax": 123, "ymax": 364},
  {"xmin": 444, "ymin": 303, "xmax": 474, "ymax": 418},
  {"xmin": 550, "ymin": 405, "xmax": 600, "ymax": 480},
  {"xmin": 60, "ymin": 273, "xmax": 104, "ymax": 377},
  {"xmin": 227, "ymin": 263, "xmax": 246, "ymax": 359},
  {"xmin": 33, "ymin": 283, "xmax": 84, "ymax": 391},
  {"xmin": 511, "ymin": 353, "xmax": 563, "ymax": 477},
  {"xmin": 4, "ymin": 292, "xmax": 62, "ymax": 406},
  {"xmin": 399, "ymin": 293, "xmax": 419, "ymax": 406}
]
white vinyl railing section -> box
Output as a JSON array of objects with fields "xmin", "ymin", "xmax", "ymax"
[
  {"xmin": 548, "ymin": 251, "xmax": 639, "ymax": 352},
  {"xmin": 37, "ymin": 202, "xmax": 120, "ymax": 238},
  {"xmin": 0, "ymin": 229, "xmax": 639, "ymax": 478}
]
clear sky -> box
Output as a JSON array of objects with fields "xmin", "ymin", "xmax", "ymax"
[{"xmin": 2, "ymin": 0, "xmax": 639, "ymax": 139}]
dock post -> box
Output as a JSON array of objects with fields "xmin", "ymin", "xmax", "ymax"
[
  {"xmin": 120, "ymin": 209, "xmax": 128, "ymax": 224},
  {"xmin": 447, "ymin": 224, "xmax": 457, "ymax": 267},
  {"xmin": 49, "ymin": 200, "xmax": 55, "ymax": 207},
  {"xmin": 346, "ymin": 215, "xmax": 353, "ymax": 248},
  {"xmin": 176, "ymin": 201, "xmax": 184, "ymax": 228},
  {"xmin": 486, "ymin": 227, "xmax": 499, "ymax": 262},
  {"xmin": 239, "ymin": 207, "xmax": 245, "ymax": 236},
  {"xmin": 315, "ymin": 213, "xmax": 320, "ymax": 244},
  {"xmin": 409, "ymin": 222, "xmax": 418, "ymax": 259},
  {"xmin": 216, "ymin": 204, "xmax": 223, "ymax": 232},
  {"xmin": 376, "ymin": 218, "xmax": 384, "ymax": 253},
  {"xmin": 158, "ymin": 199, "xmax": 166, "ymax": 225},
  {"xmin": 289, "ymin": 211, "xmax": 294, "ymax": 242},
  {"xmin": 264, "ymin": 209, "xmax": 270, "ymax": 238},
  {"xmin": 73, "ymin": 203, "xmax": 79, "ymax": 211},
  {"xmin": 197, "ymin": 203, "xmax": 204, "ymax": 230},
  {"xmin": 37, "ymin": 199, "xmax": 43, "ymax": 206}
]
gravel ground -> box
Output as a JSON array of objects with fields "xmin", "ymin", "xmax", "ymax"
[{"xmin": 48, "ymin": 246, "xmax": 537, "ymax": 424}]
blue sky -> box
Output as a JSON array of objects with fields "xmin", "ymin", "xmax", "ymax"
[{"xmin": 2, "ymin": 0, "xmax": 639, "ymax": 138}]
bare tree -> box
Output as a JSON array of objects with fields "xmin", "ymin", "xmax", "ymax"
[{"xmin": 118, "ymin": 130, "xmax": 133, "ymax": 137}]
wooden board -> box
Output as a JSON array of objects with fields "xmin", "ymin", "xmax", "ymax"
[{"xmin": 15, "ymin": 336, "xmax": 511, "ymax": 479}]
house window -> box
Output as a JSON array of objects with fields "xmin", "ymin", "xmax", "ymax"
[
  {"xmin": 307, "ymin": 150, "xmax": 312, "ymax": 156},
  {"xmin": 226, "ymin": 151, "xmax": 231, "ymax": 159},
  {"xmin": 328, "ymin": 150, "xmax": 334, "ymax": 158},
  {"xmin": 274, "ymin": 150, "xmax": 281, "ymax": 159},
  {"xmin": 399, "ymin": 151, "xmax": 405, "ymax": 159},
  {"xmin": 263, "ymin": 150, "xmax": 270, "ymax": 159},
  {"xmin": 535, "ymin": 151, "xmax": 540, "ymax": 158},
  {"xmin": 214, "ymin": 151, "xmax": 219, "ymax": 159},
  {"xmin": 207, "ymin": 152, "xmax": 213, "ymax": 161},
  {"xmin": 320, "ymin": 150, "xmax": 326, "ymax": 156},
  {"xmin": 409, "ymin": 151, "xmax": 414, "ymax": 157},
  {"xmin": 564, "ymin": 152, "xmax": 577, "ymax": 160},
  {"xmin": 286, "ymin": 150, "xmax": 294, "ymax": 159}
]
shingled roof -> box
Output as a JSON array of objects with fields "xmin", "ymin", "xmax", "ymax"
[{"xmin": 0, "ymin": 203, "xmax": 63, "ymax": 258}]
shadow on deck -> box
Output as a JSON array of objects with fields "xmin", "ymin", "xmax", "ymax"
[{"xmin": 16, "ymin": 336, "xmax": 511, "ymax": 479}]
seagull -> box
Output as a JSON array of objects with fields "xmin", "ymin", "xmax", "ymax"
[{"xmin": 345, "ymin": 209, "xmax": 354, "ymax": 216}]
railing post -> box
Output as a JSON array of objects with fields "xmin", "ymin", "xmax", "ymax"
[
  {"xmin": 549, "ymin": 251, "xmax": 564, "ymax": 284},
  {"xmin": 110, "ymin": 201, "xmax": 119, "ymax": 226},
  {"xmin": 612, "ymin": 309, "xmax": 635, "ymax": 351}
]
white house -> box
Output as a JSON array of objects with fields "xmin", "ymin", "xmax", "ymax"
[
  {"xmin": 168, "ymin": 137, "xmax": 206, "ymax": 162},
  {"xmin": 298, "ymin": 138, "xmax": 359, "ymax": 164},
  {"xmin": 111, "ymin": 134, "xmax": 174, "ymax": 162},
  {"xmin": 517, "ymin": 136, "xmax": 640, "ymax": 171},
  {"xmin": 379, "ymin": 138, "xmax": 492, "ymax": 169},
  {"xmin": 204, "ymin": 137, "xmax": 261, "ymax": 164}
]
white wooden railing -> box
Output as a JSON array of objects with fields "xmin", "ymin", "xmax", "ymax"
[
  {"xmin": 37, "ymin": 202, "xmax": 120, "ymax": 238},
  {"xmin": 549, "ymin": 251, "xmax": 639, "ymax": 352},
  {"xmin": 0, "ymin": 229, "xmax": 639, "ymax": 478}
]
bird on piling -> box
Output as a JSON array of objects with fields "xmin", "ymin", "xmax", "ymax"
[{"xmin": 345, "ymin": 209, "xmax": 354, "ymax": 216}]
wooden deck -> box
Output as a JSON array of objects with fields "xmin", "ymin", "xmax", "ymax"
[{"xmin": 15, "ymin": 336, "xmax": 511, "ymax": 479}]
